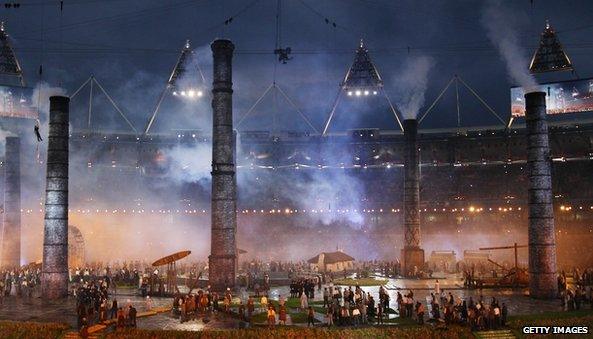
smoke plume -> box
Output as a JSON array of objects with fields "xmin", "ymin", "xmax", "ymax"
[
  {"xmin": 481, "ymin": 1, "xmax": 538, "ymax": 91},
  {"xmin": 166, "ymin": 143, "xmax": 211, "ymax": 186},
  {"xmin": 393, "ymin": 56, "xmax": 435, "ymax": 120}
]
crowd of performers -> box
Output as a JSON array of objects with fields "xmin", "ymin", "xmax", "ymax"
[
  {"xmin": 422, "ymin": 288, "xmax": 509, "ymax": 330},
  {"xmin": 72, "ymin": 271, "xmax": 157, "ymax": 332},
  {"xmin": 164, "ymin": 279, "xmax": 517, "ymax": 329},
  {"xmin": 172, "ymin": 288, "xmax": 231, "ymax": 323},
  {"xmin": 0, "ymin": 267, "xmax": 40, "ymax": 298},
  {"xmin": 66, "ymin": 263, "xmax": 593, "ymax": 331},
  {"xmin": 559, "ymin": 268, "xmax": 593, "ymax": 311},
  {"xmin": 1, "ymin": 262, "xmax": 593, "ymax": 333},
  {"xmin": 289, "ymin": 277, "xmax": 321, "ymax": 299},
  {"xmin": 312, "ymin": 285, "xmax": 509, "ymax": 330},
  {"xmin": 75, "ymin": 279, "xmax": 111, "ymax": 329},
  {"xmin": 317, "ymin": 284, "xmax": 382, "ymax": 326}
]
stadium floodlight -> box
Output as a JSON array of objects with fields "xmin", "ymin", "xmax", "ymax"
[
  {"xmin": 171, "ymin": 86, "xmax": 204, "ymax": 100},
  {"xmin": 346, "ymin": 87, "xmax": 379, "ymax": 98},
  {"xmin": 340, "ymin": 40, "xmax": 383, "ymax": 99},
  {"xmin": 322, "ymin": 39, "xmax": 403, "ymax": 135}
]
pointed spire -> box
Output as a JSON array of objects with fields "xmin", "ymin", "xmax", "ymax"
[
  {"xmin": 529, "ymin": 20, "xmax": 573, "ymax": 74},
  {"xmin": 342, "ymin": 39, "xmax": 383, "ymax": 92},
  {"xmin": 0, "ymin": 22, "xmax": 25, "ymax": 86},
  {"xmin": 167, "ymin": 39, "xmax": 194, "ymax": 86}
]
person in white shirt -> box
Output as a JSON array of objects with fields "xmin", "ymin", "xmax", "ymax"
[{"xmin": 300, "ymin": 291, "xmax": 308, "ymax": 310}]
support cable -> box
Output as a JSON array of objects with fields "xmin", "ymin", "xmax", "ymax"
[
  {"xmin": 143, "ymin": 86, "xmax": 169, "ymax": 134},
  {"xmin": 236, "ymin": 83, "xmax": 274, "ymax": 128},
  {"xmin": 93, "ymin": 78, "xmax": 138, "ymax": 133},
  {"xmin": 322, "ymin": 90, "xmax": 342, "ymax": 136},
  {"xmin": 457, "ymin": 76, "xmax": 506, "ymax": 126},
  {"xmin": 455, "ymin": 75, "xmax": 461, "ymax": 129},
  {"xmin": 69, "ymin": 76, "xmax": 93, "ymax": 98},
  {"xmin": 418, "ymin": 76, "xmax": 455, "ymax": 124},
  {"xmin": 88, "ymin": 75, "xmax": 93, "ymax": 129},
  {"xmin": 58, "ymin": 0, "xmax": 63, "ymax": 87},
  {"xmin": 383, "ymin": 90, "xmax": 404, "ymax": 132},
  {"xmin": 276, "ymin": 84, "xmax": 319, "ymax": 134}
]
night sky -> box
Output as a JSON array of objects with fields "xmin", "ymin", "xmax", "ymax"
[{"xmin": 3, "ymin": 0, "xmax": 593, "ymax": 133}]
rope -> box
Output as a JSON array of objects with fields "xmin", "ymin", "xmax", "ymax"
[
  {"xmin": 35, "ymin": 0, "xmax": 45, "ymax": 118},
  {"xmin": 58, "ymin": 0, "xmax": 63, "ymax": 87},
  {"xmin": 275, "ymin": 0, "xmax": 281, "ymax": 50}
]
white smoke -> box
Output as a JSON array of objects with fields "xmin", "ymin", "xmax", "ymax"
[
  {"xmin": 282, "ymin": 170, "xmax": 365, "ymax": 226},
  {"xmin": 166, "ymin": 143, "xmax": 211, "ymax": 185},
  {"xmin": 481, "ymin": 1, "xmax": 538, "ymax": 91},
  {"xmin": 393, "ymin": 56, "xmax": 435, "ymax": 120}
]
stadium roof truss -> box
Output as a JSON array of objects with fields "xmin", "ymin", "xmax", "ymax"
[
  {"xmin": 0, "ymin": 22, "xmax": 25, "ymax": 86},
  {"xmin": 236, "ymin": 81, "xmax": 319, "ymax": 134},
  {"xmin": 143, "ymin": 40, "xmax": 207, "ymax": 135},
  {"xmin": 418, "ymin": 74, "xmax": 506, "ymax": 129},
  {"xmin": 70, "ymin": 75, "xmax": 138, "ymax": 134},
  {"xmin": 322, "ymin": 40, "xmax": 403, "ymax": 136},
  {"xmin": 529, "ymin": 21, "xmax": 573, "ymax": 74}
]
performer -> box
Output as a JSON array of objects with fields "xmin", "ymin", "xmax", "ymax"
[{"xmin": 34, "ymin": 119, "xmax": 43, "ymax": 142}]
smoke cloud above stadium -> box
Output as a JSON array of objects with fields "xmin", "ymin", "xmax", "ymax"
[
  {"xmin": 393, "ymin": 56, "xmax": 435, "ymax": 120},
  {"xmin": 482, "ymin": 0, "xmax": 538, "ymax": 91},
  {"xmin": 2, "ymin": 0, "xmax": 592, "ymax": 265}
]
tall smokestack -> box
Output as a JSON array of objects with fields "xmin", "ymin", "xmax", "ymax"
[
  {"xmin": 1, "ymin": 136, "xmax": 21, "ymax": 268},
  {"xmin": 401, "ymin": 119, "xmax": 424, "ymax": 276},
  {"xmin": 41, "ymin": 96, "xmax": 70, "ymax": 299},
  {"xmin": 209, "ymin": 39, "xmax": 237, "ymax": 291},
  {"xmin": 525, "ymin": 91, "xmax": 557, "ymax": 299}
]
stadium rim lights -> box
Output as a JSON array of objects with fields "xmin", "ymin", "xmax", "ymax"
[
  {"xmin": 172, "ymin": 88, "xmax": 204, "ymax": 99},
  {"xmin": 346, "ymin": 89, "xmax": 378, "ymax": 97},
  {"xmin": 23, "ymin": 204, "xmax": 593, "ymax": 215}
]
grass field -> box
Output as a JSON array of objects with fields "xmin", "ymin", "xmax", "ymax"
[
  {"xmin": 2, "ymin": 308, "xmax": 591, "ymax": 338},
  {"xmin": 506, "ymin": 309, "xmax": 593, "ymax": 338},
  {"xmin": 107, "ymin": 325, "xmax": 474, "ymax": 338}
]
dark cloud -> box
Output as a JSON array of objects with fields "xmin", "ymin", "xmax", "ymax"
[{"xmin": 3, "ymin": 0, "xmax": 592, "ymax": 131}]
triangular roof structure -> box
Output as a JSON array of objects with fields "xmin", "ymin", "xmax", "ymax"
[
  {"xmin": 143, "ymin": 40, "xmax": 207, "ymax": 135},
  {"xmin": 418, "ymin": 75, "xmax": 506, "ymax": 128},
  {"xmin": 0, "ymin": 22, "xmax": 25, "ymax": 86},
  {"xmin": 529, "ymin": 21, "xmax": 573, "ymax": 74},
  {"xmin": 236, "ymin": 82, "xmax": 319, "ymax": 134},
  {"xmin": 342, "ymin": 39, "xmax": 383, "ymax": 90},
  {"xmin": 70, "ymin": 75, "xmax": 138, "ymax": 133},
  {"xmin": 168, "ymin": 40, "xmax": 194, "ymax": 87},
  {"xmin": 322, "ymin": 40, "xmax": 403, "ymax": 135}
]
